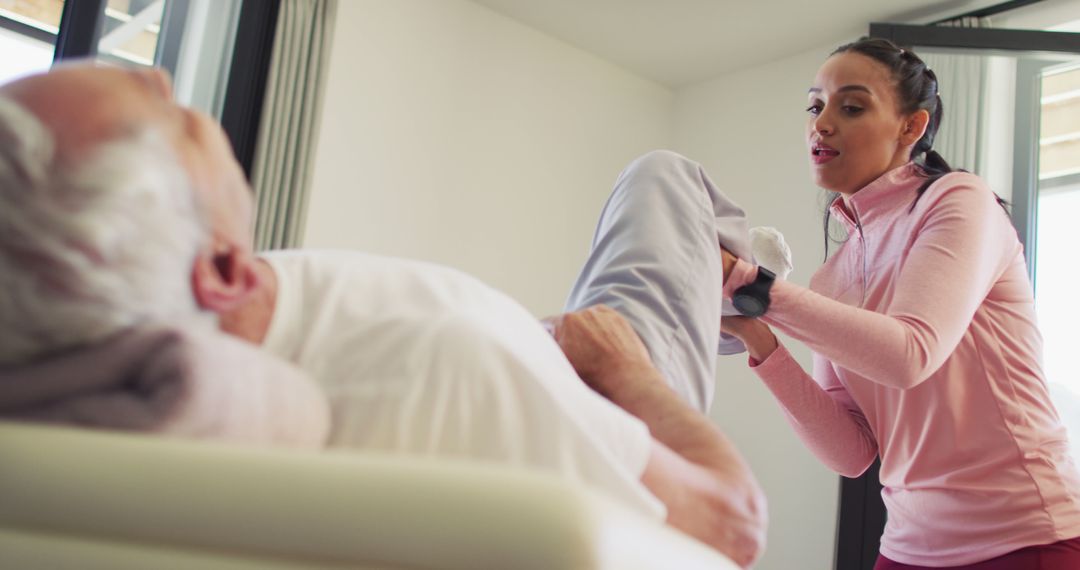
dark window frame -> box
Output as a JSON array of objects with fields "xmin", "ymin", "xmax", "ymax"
[
  {"xmin": 834, "ymin": 460, "xmax": 886, "ymax": 570},
  {"xmin": 219, "ymin": 0, "xmax": 282, "ymax": 179},
  {"xmin": 54, "ymin": 0, "xmax": 106, "ymax": 60}
]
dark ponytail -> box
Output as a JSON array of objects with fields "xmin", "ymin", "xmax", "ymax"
[
  {"xmin": 908, "ymin": 67, "xmax": 954, "ymax": 209},
  {"xmin": 904, "ymin": 66, "xmax": 1006, "ymax": 211}
]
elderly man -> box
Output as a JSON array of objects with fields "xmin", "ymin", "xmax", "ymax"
[{"xmin": 0, "ymin": 64, "xmax": 766, "ymax": 567}]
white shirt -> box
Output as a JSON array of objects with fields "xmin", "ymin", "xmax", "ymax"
[{"xmin": 260, "ymin": 250, "xmax": 664, "ymax": 518}]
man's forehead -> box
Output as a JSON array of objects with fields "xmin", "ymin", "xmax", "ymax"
[
  {"xmin": 6, "ymin": 65, "xmax": 142, "ymax": 99},
  {"xmin": 1, "ymin": 65, "xmax": 169, "ymax": 159},
  {"xmin": 0, "ymin": 69, "xmax": 141, "ymax": 163}
]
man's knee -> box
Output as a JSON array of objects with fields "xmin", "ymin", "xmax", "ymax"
[
  {"xmin": 623, "ymin": 150, "xmax": 701, "ymax": 182},
  {"xmin": 612, "ymin": 150, "xmax": 715, "ymax": 220}
]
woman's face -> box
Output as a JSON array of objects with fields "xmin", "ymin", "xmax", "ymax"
[{"xmin": 806, "ymin": 52, "xmax": 922, "ymax": 196}]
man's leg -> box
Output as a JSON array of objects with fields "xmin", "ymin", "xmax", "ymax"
[{"xmin": 565, "ymin": 150, "xmax": 753, "ymax": 413}]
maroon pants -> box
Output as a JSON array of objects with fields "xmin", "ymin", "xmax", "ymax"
[{"xmin": 873, "ymin": 536, "xmax": 1080, "ymax": 570}]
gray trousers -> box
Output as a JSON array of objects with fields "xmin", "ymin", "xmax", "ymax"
[{"xmin": 565, "ymin": 150, "xmax": 752, "ymax": 413}]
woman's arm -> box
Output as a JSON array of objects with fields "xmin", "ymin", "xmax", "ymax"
[
  {"xmin": 722, "ymin": 317, "xmax": 877, "ymax": 477},
  {"xmin": 725, "ymin": 176, "xmax": 1015, "ymax": 390}
]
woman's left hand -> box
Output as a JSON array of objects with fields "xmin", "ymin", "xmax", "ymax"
[{"xmin": 721, "ymin": 315, "xmax": 779, "ymax": 363}]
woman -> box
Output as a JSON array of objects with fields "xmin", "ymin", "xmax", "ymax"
[{"xmin": 719, "ymin": 38, "xmax": 1080, "ymax": 569}]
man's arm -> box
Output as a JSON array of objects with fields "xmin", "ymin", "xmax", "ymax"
[{"xmin": 547, "ymin": 306, "xmax": 767, "ymax": 568}]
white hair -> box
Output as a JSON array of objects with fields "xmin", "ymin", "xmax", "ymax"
[{"xmin": 0, "ymin": 96, "xmax": 211, "ymax": 364}]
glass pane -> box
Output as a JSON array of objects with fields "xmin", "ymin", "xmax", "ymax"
[
  {"xmin": 0, "ymin": 0, "xmax": 61, "ymax": 83},
  {"xmin": 96, "ymin": 0, "xmax": 166, "ymax": 67},
  {"xmin": 0, "ymin": 25, "xmax": 53, "ymax": 82},
  {"xmin": 0, "ymin": 0, "xmax": 63, "ymax": 30},
  {"xmin": 1035, "ymin": 185, "xmax": 1080, "ymax": 459},
  {"xmin": 168, "ymin": 0, "xmax": 242, "ymax": 118},
  {"xmin": 1036, "ymin": 63, "xmax": 1080, "ymax": 460},
  {"xmin": 1040, "ymin": 66, "xmax": 1080, "ymax": 178}
]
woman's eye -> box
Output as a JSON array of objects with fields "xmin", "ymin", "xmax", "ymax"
[
  {"xmin": 842, "ymin": 105, "xmax": 864, "ymax": 115},
  {"xmin": 806, "ymin": 103, "xmax": 822, "ymax": 115}
]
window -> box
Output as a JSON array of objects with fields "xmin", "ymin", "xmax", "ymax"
[
  {"xmin": 1036, "ymin": 62, "xmax": 1080, "ymax": 458},
  {"xmin": 95, "ymin": 0, "xmax": 168, "ymax": 67},
  {"xmin": 0, "ymin": 0, "xmax": 271, "ymax": 168},
  {"xmin": 0, "ymin": 0, "xmax": 62, "ymax": 83}
]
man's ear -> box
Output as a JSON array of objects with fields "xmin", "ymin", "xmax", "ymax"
[
  {"xmin": 901, "ymin": 109, "xmax": 930, "ymax": 147},
  {"xmin": 191, "ymin": 241, "xmax": 261, "ymax": 314}
]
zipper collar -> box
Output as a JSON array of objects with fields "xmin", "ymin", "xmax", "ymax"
[{"xmin": 829, "ymin": 162, "xmax": 923, "ymax": 232}]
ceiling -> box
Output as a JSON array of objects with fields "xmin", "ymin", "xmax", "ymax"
[{"xmin": 470, "ymin": 0, "xmax": 1011, "ymax": 87}]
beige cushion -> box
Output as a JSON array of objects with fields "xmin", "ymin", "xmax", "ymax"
[{"xmin": 0, "ymin": 422, "xmax": 738, "ymax": 569}]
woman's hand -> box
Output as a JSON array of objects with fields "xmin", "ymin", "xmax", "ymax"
[{"xmin": 721, "ymin": 315, "xmax": 779, "ymax": 363}]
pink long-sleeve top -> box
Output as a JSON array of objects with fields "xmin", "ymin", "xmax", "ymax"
[{"xmin": 725, "ymin": 163, "xmax": 1080, "ymax": 566}]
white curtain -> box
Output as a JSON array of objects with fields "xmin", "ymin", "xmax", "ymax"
[
  {"xmin": 251, "ymin": 0, "xmax": 337, "ymax": 251},
  {"xmin": 920, "ymin": 17, "xmax": 991, "ymax": 173}
]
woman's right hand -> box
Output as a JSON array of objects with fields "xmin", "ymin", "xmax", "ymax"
[{"xmin": 722, "ymin": 316, "xmax": 779, "ymax": 363}]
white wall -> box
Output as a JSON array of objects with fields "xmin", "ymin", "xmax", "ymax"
[
  {"xmin": 305, "ymin": 2, "xmax": 850, "ymax": 567},
  {"xmin": 303, "ymin": 0, "xmax": 672, "ymax": 316},
  {"xmin": 672, "ymin": 42, "xmax": 852, "ymax": 570}
]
